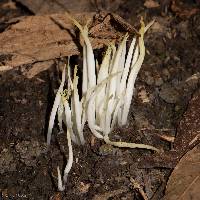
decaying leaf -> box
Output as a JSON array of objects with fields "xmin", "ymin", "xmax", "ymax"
[
  {"xmin": 163, "ymin": 143, "xmax": 200, "ymax": 200},
  {"xmin": 0, "ymin": 12, "xmax": 137, "ymax": 74}
]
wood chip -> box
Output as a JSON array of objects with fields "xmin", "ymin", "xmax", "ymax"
[{"xmin": 23, "ymin": 60, "xmax": 54, "ymax": 78}]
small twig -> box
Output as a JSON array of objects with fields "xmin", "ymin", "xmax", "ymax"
[
  {"xmin": 104, "ymin": 135, "xmax": 160, "ymax": 152},
  {"xmin": 130, "ymin": 177, "xmax": 149, "ymax": 200},
  {"xmin": 0, "ymin": 65, "xmax": 13, "ymax": 72},
  {"xmin": 189, "ymin": 133, "xmax": 200, "ymax": 146},
  {"xmin": 156, "ymin": 134, "xmax": 175, "ymax": 143},
  {"xmin": 138, "ymin": 128, "xmax": 175, "ymax": 142}
]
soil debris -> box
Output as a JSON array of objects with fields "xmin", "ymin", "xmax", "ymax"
[
  {"xmin": 0, "ymin": 0, "xmax": 200, "ymax": 199},
  {"xmin": 0, "ymin": 148, "xmax": 16, "ymax": 174},
  {"xmin": 15, "ymin": 139, "xmax": 47, "ymax": 166},
  {"xmin": 159, "ymin": 83, "xmax": 180, "ymax": 104}
]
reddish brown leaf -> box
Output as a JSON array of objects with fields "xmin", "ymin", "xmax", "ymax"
[
  {"xmin": 23, "ymin": 60, "xmax": 54, "ymax": 78},
  {"xmin": 163, "ymin": 143, "xmax": 200, "ymax": 200},
  {"xmin": 174, "ymin": 89, "xmax": 200, "ymax": 152}
]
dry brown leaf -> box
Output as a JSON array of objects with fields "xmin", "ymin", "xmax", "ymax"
[
  {"xmin": 0, "ymin": 12, "xmax": 136, "ymax": 73},
  {"xmin": 144, "ymin": 0, "xmax": 160, "ymax": 8},
  {"xmin": 163, "ymin": 143, "xmax": 200, "ymax": 200}
]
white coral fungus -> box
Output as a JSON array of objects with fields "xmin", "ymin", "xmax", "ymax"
[{"xmin": 47, "ymin": 16, "xmax": 159, "ymax": 191}]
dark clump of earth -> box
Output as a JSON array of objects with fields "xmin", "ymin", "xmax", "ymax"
[{"xmin": 0, "ymin": 0, "xmax": 200, "ymax": 199}]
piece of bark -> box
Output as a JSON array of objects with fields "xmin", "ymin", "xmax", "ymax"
[
  {"xmin": 23, "ymin": 60, "xmax": 54, "ymax": 78},
  {"xmin": 0, "ymin": 12, "xmax": 137, "ymax": 69},
  {"xmin": 15, "ymin": 0, "xmax": 95, "ymax": 14},
  {"xmin": 15, "ymin": 0, "xmax": 124, "ymax": 15}
]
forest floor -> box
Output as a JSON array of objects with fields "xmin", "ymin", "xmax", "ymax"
[{"xmin": 0, "ymin": 0, "xmax": 200, "ymax": 199}]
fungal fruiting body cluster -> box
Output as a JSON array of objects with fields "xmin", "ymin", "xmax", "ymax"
[{"xmin": 47, "ymin": 16, "xmax": 159, "ymax": 191}]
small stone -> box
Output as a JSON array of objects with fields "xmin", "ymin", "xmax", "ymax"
[
  {"xmin": 159, "ymin": 84, "xmax": 180, "ymax": 103},
  {"xmin": 0, "ymin": 148, "xmax": 16, "ymax": 174},
  {"xmin": 134, "ymin": 111, "xmax": 154, "ymax": 129},
  {"xmin": 155, "ymin": 76, "xmax": 163, "ymax": 86},
  {"xmin": 176, "ymin": 21, "xmax": 189, "ymax": 40},
  {"xmin": 150, "ymin": 21, "xmax": 164, "ymax": 33},
  {"xmin": 144, "ymin": 71, "xmax": 154, "ymax": 85},
  {"xmin": 138, "ymin": 88, "xmax": 150, "ymax": 103},
  {"xmin": 99, "ymin": 144, "xmax": 116, "ymax": 156},
  {"xmin": 78, "ymin": 182, "xmax": 91, "ymax": 194},
  {"xmin": 162, "ymin": 68, "xmax": 171, "ymax": 81},
  {"xmin": 15, "ymin": 139, "xmax": 47, "ymax": 166}
]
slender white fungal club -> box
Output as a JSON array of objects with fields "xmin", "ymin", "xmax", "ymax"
[{"xmin": 47, "ymin": 15, "xmax": 159, "ymax": 191}]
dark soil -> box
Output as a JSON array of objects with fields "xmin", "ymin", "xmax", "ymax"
[{"xmin": 0, "ymin": 0, "xmax": 200, "ymax": 199}]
